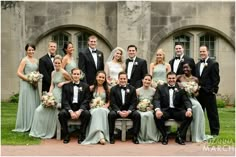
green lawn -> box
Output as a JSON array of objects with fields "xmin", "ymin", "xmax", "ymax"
[
  {"xmin": 1, "ymin": 102, "xmax": 41, "ymax": 145},
  {"xmin": 1, "ymin": 102, "xmax": 235, "ymax": 146}
]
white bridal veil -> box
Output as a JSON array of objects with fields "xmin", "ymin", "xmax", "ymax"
[{"xmin": 106, "ymin": 47, "xmax": 127, "ymax": 63}]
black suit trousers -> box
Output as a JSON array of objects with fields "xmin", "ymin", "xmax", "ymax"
[
  {"xmin": 108, "ymin": 110, "xmax": 141, "ymax": 136},
  {"xmin": 197, "ymin": 89, "xmax": 220, "ymax": 135},
  {"xmin": 154, "ymin": 108, "xmax": 192, "ymax": 138},
  {"xmin": 58, "ymin": 109, "xmax": 91, "ymax": 137}
]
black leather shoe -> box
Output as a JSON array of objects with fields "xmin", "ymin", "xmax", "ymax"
[
  {"xmin": 110, "ymin": 135, "xmax": 115, "ymax": 144},
  {"xmin": 162, "ymin": 136, "xmax": 168, "ymax": 145},
  {"xmin": 175, "ymin": 136, "xmax": 185, "ymax": 145},
  {"xmin": 63, "ymin": 135, "xmax": 70, "ymax": 144},
  {"xmin": 132, "ymin": 136, "xmax": 139, "ymax": 144},
  {"xmin": 78, "ymin": 135, "xmax": 85, "ymax": 144}
]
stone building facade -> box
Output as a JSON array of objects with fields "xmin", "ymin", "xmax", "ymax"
[{"xmin": 1, "ymin": 1, "xmax": 235, "ymax": 102}]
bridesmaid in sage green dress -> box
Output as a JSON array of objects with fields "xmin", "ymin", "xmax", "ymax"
[
  {"xmin": 149, "ymin": 48, "xmax": 171, "ymax": 87},
  {"xmin": 12, "ymin": 44, "xmax": 40, "ymax": 132},
  {"xmin": 62, "ymin": 41, "xmax": 77, "ymax": 74},
  {"xmin": 82, "ymin": 71, "xmax": 110, "ymax": 145},
  {"xmin": 136, "ymin": 74, "xmax": 161, "ymax": 143},
  {"xmin": 29, "ymin": 55, "xmax": 71, "ymax": 138},
  {"xmin": 177, "ymin": 62, "xmax": 212, "ymax": 142}
]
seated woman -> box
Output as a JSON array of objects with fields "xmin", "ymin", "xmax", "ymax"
[
  {"xmin": 81, "ymin": 71, "xmax": 110, "ymax": 145},
  {"xmin": 177, "ymin": 62, "xmax": 212, "ymax": 142},
  {"xmin": 136, "ymin": 74, "xmax": 161, "ymax": 143},
  {"xmin": 29, "ymin": 55, "xmax": 71, "ymax": 138}
]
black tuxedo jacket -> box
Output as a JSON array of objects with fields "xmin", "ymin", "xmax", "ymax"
[
  {"xmin": 169, "ymin": 55, "xmax": 196, "ymax": 76},
  {"xmin": 125, "ymin": 57, "xmax": 148, "ymax": 88},
  {"xmin": 79, "ymin": 48, "xmax": 104, "ymax": 85},
  {"xmin": 195, "ymin": 58, "xmax": 220, "ymax": 94},
  {"xmin": 153, "ymin": 83, "xmax": 192, "ymax": 111},
  {"xmin": 39, "ymin": 54, "xmax": 54, "ymax": 92},
  {"xmin": 61, "ymin": 82, "xmax": 90, "ymax": 112},
  {"xmin": 110, "ymin": 84, "xmax": 137, "ymax": 112}
]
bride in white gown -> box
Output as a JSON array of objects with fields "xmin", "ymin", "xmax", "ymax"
[{"xmin": 104, "ymin": 47, "xmax": 126, "ymax": 87}]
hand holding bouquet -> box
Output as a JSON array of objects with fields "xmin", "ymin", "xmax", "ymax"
[
  {"xmin": 137, "ymin": 98, "xmax": 153, "ymax": 112},
  {"xmin": 181, "ymin": 81, "xmax": 199, "ymax": 97},
  {"xmin": 151, "ymin": 80, "xmax": 165, "ymax": 88},
  {"xmin": 41, "ymin": 92, "xmax": 56, "ymax": 108},
  {"xmin": 90, "ymin": 96, "xmax": 105, "ymax": 109},
  {"xmin": 27, "ymin": 71, "xmax": 43, "ymax": 88}
]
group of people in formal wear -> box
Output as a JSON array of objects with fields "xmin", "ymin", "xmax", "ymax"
[{"xmin": 13, "ymin": 35, "xmax": 220, "ymax": 146}]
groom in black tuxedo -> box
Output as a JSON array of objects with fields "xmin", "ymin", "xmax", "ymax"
[
  {"xmin": 79, "ymin": 35, "xmax": 104, "ymax": 86},
  {"xmin": 196, "ymin": 45, "xmax": 220, "ymax": 136},
  {"xmin": 169, "ymin": 42, "xmax": 196, "ymax": 76},
  {"xmin": 59, "ymin": 68, "xmax": 91, "ymax": 144},
  {"xmin": 125, "ymin": 45, "xmax": 147, "ymax": 88},
  {"xmin": 108, "ymin": 71, "xmax": 140, "ymax": 144},
  {"xmin": 153, "ymin": 72, "xmax": 192, "ymax": 145},
  {"xmin": 39, "ymin": 41, "xmax": 57, "ymax": 92}
]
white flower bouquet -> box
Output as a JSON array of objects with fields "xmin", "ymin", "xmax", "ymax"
[
  {"xmin": 90, "ymin": 96, "xmax": 105, "ymax": 109},
  {"xmin": 151, "ymin": 80, "xmax": 165, "ymax": 88},
  {"xmin": 27, "ymin": 71, "xmax": 43, "ymax": 88},
  {"xmin": 137, "ymin": 98, "xmax": 153, "ymax": 112},
  {"xmin": 109, "ymin": 78, "xmax": 118, "ymax": 87},
  {"xmin": 181, "ymin": 81, "xmax": 199, "ymax": 97},
  {"xmin": 41, "ymin": 92, "xmax": 57, "ymax": 108}
]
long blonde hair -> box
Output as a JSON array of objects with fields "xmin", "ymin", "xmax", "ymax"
[{"xmin": 154, "ymin": 48, "xmax": 165, "ymax": 65}]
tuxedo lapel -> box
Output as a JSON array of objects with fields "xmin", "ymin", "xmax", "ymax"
[
  {"xmin": 116, "ymin": 86, "xmax": 123, "ymax": 104},
  {"xmin": 164, "ymin": 85, "xmax": 170, "ymax": 105},
  {"xmin": 46, "ymin": 54, "xmax": 54, "ymax": 68},
  {"xmin": 86, "ymin": 50, "xmax": 97, "ymax": 69},
  {"xmin": 131, "ymin": 58, "xmax": 138, "ymax": 77}
]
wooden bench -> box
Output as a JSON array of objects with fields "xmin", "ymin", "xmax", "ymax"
[
  {"xmin": 165, "ymin": 119, "xmax": 191, "ymax": 141},
  {"xmin": 56, "ymin": 119, "xmax": 81, "ymax": 140},
  {"xmin": 115, "ymin": 118, "xmax": 133, "ymax": 141}
]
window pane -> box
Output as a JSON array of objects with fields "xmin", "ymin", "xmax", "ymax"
[
  {"xmin": 77, "ymin": 32, "xmax": 92, "ymax": 54},
  {"xmin": 52, "ymin": 32, "xmax": 70, "ymax": 57},
  {"xmin": 199, "ymin": 34, "xmax": 216, "ymax": 58}
]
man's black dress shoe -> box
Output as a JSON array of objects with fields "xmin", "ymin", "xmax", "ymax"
[
  {"xmin": 132, "ymin": 136, "xmax": 139, "ymax": 144},
  {"xmin": 63, "ymin": 135, "xmax": 70, "ymax": 144},
  {"xmin": 78, "ymin": 135, "xmax": 85, "ymax": 144},
  {"xmin": 175, "ymin": 136, "xmax": 185, "ymax": 145},
  {"xmin": 110, "ymin": 136, "xmax": 115, "ymax": 144},
  {"xmin": 162, "ymin": 136, "xmax": 168, "ymax": 145}
]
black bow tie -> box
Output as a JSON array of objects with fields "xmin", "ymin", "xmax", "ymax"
[
  {"xmin": 168, "ymin": 86, "xmax": 175, "ymax": 90},
  {"xmin": 120, "ymin": 86, "xmax": 126, "ymax": 90},
  {"xmin": 175, "ymin": 56, "xmax": 180, "ymax": 60},
  {"xmin": 73, "ymin": 83, "xmax": 80, "ymax": 87},
  {"xmin": 200, "ymin": 59, "xmax": 205, "ymax": 63},
  {"xmin": 92, "ymin": 50, "xmax": 97, "ymax": 53},
  {"xmin": 128, "ymin": 59, "xmax": 133, "ymax": 62},
  {"xmin": 50, "ymin": 55, "xmax": 55, "ymax": 58}
]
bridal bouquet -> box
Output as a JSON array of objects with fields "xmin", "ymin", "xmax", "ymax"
[
  {"xmin": 90, "ymin": 96, "xmax": 105, "ymax": 109},
  {"xmin": 137, "ymin": 98, "xmax": 153, "ymax": 112},
  {"xmin": 27, "ymin": 71, "xmax": 43, "ymax": 88},
  {"xmin": 41, "ymin": 92, "xmax": 56, "ymax": 108},
  {"xmin": 151, "ymin": 80, "xmax": 165, "ymax": 88},
  {"xmin": 181, "ymin": 81, "xmax": 199, "ymax": 97},
  {"xmin": 109, "ymin": 78, "xmax": 118, "ymax": 87}
]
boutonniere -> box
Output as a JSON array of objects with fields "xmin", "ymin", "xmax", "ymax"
[
  {"xmin": 134, "ymin": 62, "xmax": 138, "ymax": 66},
  {"xmin": 79, "ymin": 87, "xmax": 83, "ymax": 91},
  {"xmin": 126, "ymin": 89, "xmax": 130, "ymax": 93},
  {"xmin": 174, "ymin": 88, "xmax": 179, "ymax": 92},
  {"xmin": 204, "ymin": 63, "xmax": 208, "ymax": 67},
  {"xmin": 180, "ymin": 58, "xmax": 184, "ymax": 62},
  {"xmin": 98, "ymin": 54, "xmax": 102, "ymax": 57}
]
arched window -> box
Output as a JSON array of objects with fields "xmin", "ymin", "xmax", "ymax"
[
  {"xmin": 77, "ymin": 32, "xmax": 92, "ymax": 54},
  {"xmin": 52, "ymin": 32, "xmax": 70, "ymax": 56},
  {"xmin": 199, "ymin": 33, "xmax": 216, "ymax": 59},
  {"xmin": 174, "ymin": 34, "xmax": 191, "ymax": 57}
]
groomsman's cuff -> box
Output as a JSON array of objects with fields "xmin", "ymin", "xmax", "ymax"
[
  {"xmin": 187, "ymin": 108, "xmax": 192, "ymax": 112},
  {"xmin": 68, "ymin": 110, "xmax": 73, "ymax": 113},
  {"xmin": 128, "ymin": 110, "xmax": 132, "ymax": 113},
  {"xmin": 117, "ymin": 111, "xmax": 121, "ymax": 114},
  {"xmin": 155, "ymin": 108, "xmax": 160, "ymax": 111}
]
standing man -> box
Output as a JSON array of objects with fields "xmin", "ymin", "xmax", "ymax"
[
  {"xmin": 169, "ymin": 42, "xmax": 196, "ymax": 76},
  {"xmin": 153, "ymin": 72, "xmax": 192, "ymax": 145},
  {"xmin": 58, "ymin": 68, "xmax": 91, "ymax": 144},
  {"xmin": 196, "ymin": 45, "xmax": 220, "ymax": 136},
  {"xmin": 125, "ymin": 45, "xmax": 148, "ymax": 88},
  {"xmin": 79, "ymin": 35, "xmax": 104, "ymax": 86},
  {"xmin": 108, "ymin": 71, "xmax": 140, "ymax": 144},
  {"xmin": 39, "ymin": 40, "xmax": 57, "ymax": 92}
]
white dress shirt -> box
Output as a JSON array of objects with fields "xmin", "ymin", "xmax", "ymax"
[
  {"xmin": 121, "ymin": 88, "xmax": 126, "ymax": 105},
  {"xmin": 89, "ymin": 47, "xmax": 97, "ymax": 68},
  {"xmin": 169, "ymin": 87, "xmax": 174, "ymax": 108},
  {"xmin": 127, "ymin": 56, "xmax": 136, "ymax": 79},
  {"xmin": 173, "ymin": 54, "xmax": 184, "ymax": 73},
  {"xmin": 72, "ymin": 85, "xmax": 79, "ymax": 103},
  {"xmin": 200, "ymin": 57, "xmax": 209, "ymax": 76}
]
